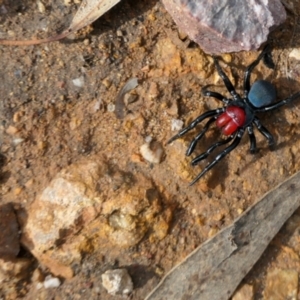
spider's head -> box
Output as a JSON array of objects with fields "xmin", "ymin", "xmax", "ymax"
[{"xmin": 248, "ymin": 80, "xmax": 276, "ymax": 108}]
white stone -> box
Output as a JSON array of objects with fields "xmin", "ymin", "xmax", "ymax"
[
  {"xmin": 289, "ymin": 48, "xmax": 300, "ymax": 60},
  {"xmin": 37, "ymin": 0, "xmax": 46, "ymax": 13},
  {"xmin": 72, "ymin": 76, "xmax": 85, "ymax": 88},
  {"xmin": 145, "ymin": 135, "xmax": 153, "ymax": 143},
  {"xmin": 12, "ymin": 138, "xmax": 25, "ymax": 146},
  {"xmin": 171, "ymin": 119, "xmax": 184, "ymax": 131},
  {"xmin": 43, "ymin": 275, "xmax": 61, "ymax": 288},
  {"xmin": 107, "ymin": 103, "xmax": 115, "ymax": 112},
  {"xmin": 101, "ymin": 269, "xmax": 133, "ymax": 295}
]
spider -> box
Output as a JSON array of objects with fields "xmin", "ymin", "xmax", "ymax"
[{"xmin": 167, "ymin": 45, "xmax": 300, "ymax": 185}]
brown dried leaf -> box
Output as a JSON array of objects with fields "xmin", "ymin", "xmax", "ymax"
[
  {"xmin": 69, "ymin": 0, "xmax": 121, "ymax": 33},
  {"xmin": 146, "ymin": 171, "xmax": 300, "ymax": 300},
  {"xmin": 0, "ymin": 0, "xmax": 120, "ymax": 46}
]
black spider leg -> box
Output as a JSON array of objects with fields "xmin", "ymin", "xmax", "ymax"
[
  {"xmin": 256, "ymin": 91, "xmax": 300, "ymax": 112},
  {"xmin": 201, "ymin": 87, "xmax": 230, "ymax": 105},
  {"xmin": 191, "ymin": 136, "xmax": 234, "ymax": 165},
  {"xmin": 243, "ymin": 44, "xmax": 271, "ymax": 97},
  {"xmin": 189, "ymin": 129, "xmax": 244, "ymax": 186},
  {"xmin": 213, "ymin": 57, "xmax": 239, "ymax": 101},
  {"xmin": 247, "ymin": 124, "xmax": 258, "ymax": 153},
  {"xmin": 253, "ymin": 117, "xmax": 275, "ymax": 149},
  {"xmin": 186, "ymin": 117, "xmax": 216, "ymax": 156},
  {"xmin": 263, "ymin": 50, "xmax": 275, "ymax": 69},
  {"xmin": 167, "ymin": 108, "xmax": 225, "ymax": 144}
]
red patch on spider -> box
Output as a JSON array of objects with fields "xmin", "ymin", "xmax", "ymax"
[{"xmin": 216, "ymin": 106, "xmax": 246, "ymax": 135}]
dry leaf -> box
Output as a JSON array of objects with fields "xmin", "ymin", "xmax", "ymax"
[
  {"xmin": 69, "ymin": 0, "xmax": 121, "ymax": 33},
  {"xmin": 0, "ymin": 0, "xmax": 121, "ymax": 46},
  {"xmin": 115, "ymin": 78, "xmax": 139, "ymax": 119},
  {"xmin": 146, "ymin": 171, "xmax": 300, "ymax": 300}
]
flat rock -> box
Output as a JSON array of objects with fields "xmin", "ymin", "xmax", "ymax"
[
  {"xmin": 22, "ymin": 160, "xmax": 105, "ymax": 253},
  {"xmin": 21, "ymin": 159, "xmax": 107, "ymax": 278},
  {"xmin": 20, "ymin": 158, "xmax": 172, "ymax": 278},
  {"xmin": 162, "ymin": 0, "xmax": 286, "ymax": 54}
]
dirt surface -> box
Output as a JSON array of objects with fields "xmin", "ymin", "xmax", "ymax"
[{"xmin": 2, "ymin": 0, "xmax": 300, "ymax": 299}]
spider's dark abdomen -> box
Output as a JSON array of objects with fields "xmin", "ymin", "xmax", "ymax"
[
  {"xmin": 216, "ymin": 106, "xmax": 246, "ymax": 135},
  {"xmin": 248, "ymin": 80, "xmax": 276, "ymax": 108}
]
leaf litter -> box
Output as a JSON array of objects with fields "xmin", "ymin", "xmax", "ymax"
[
  {"xmin": 115, "ymin": 78, "xmax": 139, "ymax": 119},
  {"xmin": 0, "ymin": 0, "xmax": 121, "ymax": 46},
  {"xmin": 2, "ymin": 1, "xmax": 300, "ymax": 298},
  {"xmin": 146, "ymin": 171, "xmax": 300, "ymax": 300}
]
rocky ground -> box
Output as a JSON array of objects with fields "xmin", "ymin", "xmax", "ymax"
[{"xmin": 1, "ymin": 0, "xmax": 300, "ymax": 299}]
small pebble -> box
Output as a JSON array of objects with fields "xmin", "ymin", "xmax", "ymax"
[
  {"xmin": 43, "ymin": 275, "xmax": 61, "ymax": 289},
  {"xmin": 102, "ymin": 78, "xmax": 111, "ymax": 88},
  {"xmin": 93, "ymin": 99, "xmax": 102, "ymax": 111},
  {"xmin": 116, "ymin": 30, "xmax": 123, "ymax": 37},
  {"xmin": 145, "ymin": 136, "xmax": 153, "ymax": 143},
  {"xmin": 37, "ymin": 0, "xmax": 46, "ymax": 13},
  {"xmin": 147, "ymin": 82, "xmax": 159, "ymax": 100},
  {"xmin": 32, "ymin": 268, "xmax": 45, "ymax": 283},
  {"xmin": 13, "ymin": 111, "xmax": 24, "ymax": 123},
  {"xmin": 140, "ymin": 141, "xmax": 164, "ymax": 164},
  {"xmin": 237, "ymin": 208, "xmax": 243, "ymax": 215},
  {"xmin": 72, "ymin": 76, "xmax": 85, "ymax": 88},
  {"xmin": 171, "ymin": 119, "xmax": 184, "ymax": 131},
  {"xmin": 101, "ymin": 269, "xmax": 133, "ymax": 296},
  {"xmin": 107, "ymin": 103, "xmax": 115, "ymax": 112},
  {"xmin": 83, "ymin": 39, "xmax": 90, "ymax": 45},
  {"xmin": 289, "ymin": 48, "xmax": 300, "ymax": 60},
  {"xmin": 12, "ymin": 138, "xmax": 25, "ymax": 146},
  {"xmin": 7, "ymin": 30, "xmax": 15, "ymax": 37}
]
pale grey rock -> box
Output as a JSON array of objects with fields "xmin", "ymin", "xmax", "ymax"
[
  {"xmin": 22, "ymin": 160, "xmax": 105, "ymax": 254},
  {"xmin": 72, "ymin": 76, "xmax": 85, "ymax": 88},
  {"xmin": 171, "ymin": 119, "xmax": 184, "ymax": 131},
  {"xmin": 19, "ymin": 158, "xmax": 171, "ymax": 279},
  {"xmin": 101, "ymin": 269, "xmax": 133, "ymax": 295},
  {"xmin": 20, "ymin": 159, "xmax": 107, "ymax": 278},
  {"xmin": 162, "ymin": 0, "xmax": 286, "ymax": 54}
]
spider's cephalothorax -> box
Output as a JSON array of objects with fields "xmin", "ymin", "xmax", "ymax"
[{"xmin": 168, "ymin": 45, "xmax": 300, "ymax": 185}]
